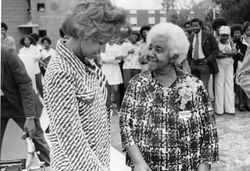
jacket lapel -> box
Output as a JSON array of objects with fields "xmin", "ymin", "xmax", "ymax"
[
  {"xmin": 201, "ymin": 31, "xmax": 207, "ymax": 47},
  {"xmin": 1, "ymin": 59, "xmax": 4, "ymax": 88}
]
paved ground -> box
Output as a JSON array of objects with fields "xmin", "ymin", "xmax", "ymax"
[{"xmin": 1, "ymin": 109, "xmax": 250, "ymax": 171}]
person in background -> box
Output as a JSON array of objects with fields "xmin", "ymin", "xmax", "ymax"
[
  {"xmin": 120, "ymin": 22, "xmax": 219, "ymax": 171},
  {"xmin": 183, "ymin": 20, "xmax": 193, "ymax": 36},
  {"xmin": 187, "ymin": 18, "xmax": 219, "ymax": 92},
  {"xmin": 214, "ymin": 26, "xmax": 237, "ymax": 115},
  {"xmin": 30, "ymin": 33, "xmax": 43, "ymax": 51},
  {"xmin": 121, "ymin": 32, "xmax": 141, "ymax": 91},
  {"xmin": 1, "ymin": 45, "xmax": 50, "ymax": 166},
  {"xmin": 43, "ymin": 0, "xmax": 130, "ymax": 170},
  {"xmin": 243, "ymin": 21, "xmax": 250, "ymax": 45},
  {"xmin": 212, "ymin": 17, "xmax": 228, "ymax": 41},
  {"xmin": 101, "ymin": 37, "xmax": 124, "ymax": 111},
  {"xmin": 40, "ymin": 36, "xmax": 57, "ymax": 75},
  {"xmin": 138, "ymin": 25, "xmax": 151, "ymax": 72},
  {"xmin": 239, "ymin": 47, "xmax": 250, "ymax": 98},
  {"xmin": 1, "ymin": 22, "xmax": 16, "ymax": 50},
  {"xmin": 18, "ymin": 35, "xmax": 43, "ymax": 98},
  {"xmin": 209, "ymin": 17, "xmax": 229, "ymax": 102},
  {"xmin": 231, "ymin": 24, "xmax": 250, "ymax": 111}
]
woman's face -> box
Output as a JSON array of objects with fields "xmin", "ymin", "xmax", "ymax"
[
  {"xmin": 245, "ymin": 26, "xmax": 250, "ymax": 37},
  {"xmin": 43, "ymin": 40, "xmax": 50, "ymax": 49},
  {"xmin": 232, "ymin": 30, "xmax": 242, "ymax": 41},
  {"xmin": 129, "ymin": 33, "xmax": 139, "ymax": 44},
  {"xmin": 80, "ymin": 36, "xmax": 107, "ymax": 59},
  {"xmin": 147, "ymin": 36, "xmax": 172, "ymax": 72},
  {"xmin": 24, "ymin": 37, "xmax": 31, "ymax": 47},
  {"xmin": 219, "ymin": 34, "xmax": 229, "ymax": 43}
]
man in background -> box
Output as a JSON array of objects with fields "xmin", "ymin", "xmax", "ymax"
[
  {"xmin": 187, "ymin": 18, "xmax": 219, "ymax": 92},
  {"xmin": 1, "ymin": 45, "xmax": 50, "ymax": 166},
  {"xmin": 1, "ymin": 22, "xmax": 16, "ymax": 50}
]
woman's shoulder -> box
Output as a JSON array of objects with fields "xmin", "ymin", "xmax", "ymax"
[{"xmin": 129, "ymin": 70, "xmax": 151, "ymax": 85}]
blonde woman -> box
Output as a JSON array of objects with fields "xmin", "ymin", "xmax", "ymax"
[{"xmin": 43, "ymin": 0, "xmax": 130, "ymax": 170}]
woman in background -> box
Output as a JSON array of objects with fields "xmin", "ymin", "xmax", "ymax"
[
  {"xmin": 40, "ymin": 36, "xmax": 56, "ymax": 75},
  {"xmin": 18, "ymin": 35, "xmax": 43, "ymax": 97},
  {"xmin": 101, "ymin": 37, "xmax": 124, "ymax": 111}
]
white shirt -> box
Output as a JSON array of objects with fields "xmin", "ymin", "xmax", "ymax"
[
  {"xmin": 120, "ymin": 42, "xmax": 141, "ymax": 69},
  {"xmin": 40, "ymin": 48, "xmax": 57, "ymax": 60},
  {"xmin": 192, "ymin": 31, "xmax": 205, "ymax": 60},
  {"xmin": 101, "ymin": 43, "xmax": 123, "ymax": 85},
  {"xmin": 18, "ymin": 46, "xmax": 41, "ymax": 93}
]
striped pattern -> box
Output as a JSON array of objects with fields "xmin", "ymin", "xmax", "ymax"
[{"xmin": 43, "ymin": 39, "xmax": 110, "ymax": 171}]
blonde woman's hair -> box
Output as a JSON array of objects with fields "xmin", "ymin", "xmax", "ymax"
[
  {"xmin": 147, "ymin": 22, "xmax": 190, "ymax": 65},
  {"xmin": 61, "ymin": 0, "xmax": 131, "ymax": 42}
]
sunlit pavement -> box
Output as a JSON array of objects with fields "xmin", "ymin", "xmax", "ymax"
[{"xmin": 1, "ymin": 109, "xmax": 250, "ymax": 171}]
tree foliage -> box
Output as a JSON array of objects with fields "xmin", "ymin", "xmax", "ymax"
[
  {"xmin": 212, "ymin": 0, "xmax": 250, "ymax": 23},
  {"xmin": 161, "ymin": 0, "xmax": 216, "ymax": 26}
]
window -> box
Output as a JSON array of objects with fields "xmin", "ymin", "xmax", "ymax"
[
  {"xmin": 37, "ymin": 3, "xmax": 45, "ymax": 11},
  {"xmin": 148, "ymin": 10, "xmax": 155, "ymax": 15},
  {"xmin": 160, "ymin": 10, "xmax": 166, "ymax": 15},
  {"xmin": 130, "ymin": 10, "xmax": 137, "ymax": 15},
  {"xmin": 160, "ymin": 17, "xmax": 167, "ymax": 23},
  {"xmin": 39, "ymin": 30, "xmax": 47, "ymax": 37},
  {"xmin": 130, "ymin": 17, "xmax": 137, "ymax": 25},
  {"xmin": 148, "ymin": 17, "xmax": 155, "ymax": 24}
]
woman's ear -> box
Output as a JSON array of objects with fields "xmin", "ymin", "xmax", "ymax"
[{"xmin": 170, "ymin": 54, "xmax": 179, "ymax": 64}]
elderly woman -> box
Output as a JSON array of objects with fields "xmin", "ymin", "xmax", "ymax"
[
  {"xmin": 43, "ymin": 0, "xmax": 130, "ymax": 170},
  {"xmin": 120, "ymin": 23, "xmax": 219, "ymax": 171}
]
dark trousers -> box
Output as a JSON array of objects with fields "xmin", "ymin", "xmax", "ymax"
[
  {"xmin": 1, "ymin": 116, "xmax": 50, "ymax": 166},
  {"xmin": 237, "ymin": 84, "xmax": 250, "ymax": 108},
  {"xmin": 190, "ymin": 61, "xmax": 210, "ymax": 92},
  {"xmin": 123, "ymin": 69, "xmax": 141, "ymax": 92}
]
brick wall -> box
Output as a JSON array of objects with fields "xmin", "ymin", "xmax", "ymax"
[{"xmin": 2, "ymin": 0, "xmax": 30, "ymax": 50}]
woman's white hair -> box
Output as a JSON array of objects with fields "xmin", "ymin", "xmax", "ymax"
[{"xmin": 147, "ymin": 22, "xmax": 189, "ymax": 65}]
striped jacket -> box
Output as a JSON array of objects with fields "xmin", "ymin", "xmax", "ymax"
[{"xmin": 44, "ymin": 39, "xmax": 110, "ymax": 171}]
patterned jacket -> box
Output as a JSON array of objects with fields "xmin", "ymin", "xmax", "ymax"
[{"xmin": 44, "ymin": 39, "xmax": 110, "ymax": 171}]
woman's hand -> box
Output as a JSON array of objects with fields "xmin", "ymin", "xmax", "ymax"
[{"xmin": 134, "ymin": 162, "xmax": 152, "ymax": 171}]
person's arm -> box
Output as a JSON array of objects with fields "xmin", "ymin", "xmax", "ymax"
[
  {"xmin": 206, "ymin": 34, "xmax": 219, "ymax": 62},
  {"xmin": 101, "ymin": 52, "xmax": 120, "ymax": 64},
  {"xmin": 239, "ymin": 47, "xmax": 250, "ymax": 98},
  {"xmin": 44, "ymin": 70, "xmax": 107, "ymax": 170},
  {"xmin": 10, "ymin": 38, "xmax": 16, "ymax": 51},
  {"xmin": 7, "ymin": 48, "xmax": 35, "ymax": 118},
  {"xmin": 7, "ymin": 48, "xmax": 36, "ymax": 137},
  {"xmin": 126, "ymin": 145, "xmax": 151, "ymax": 171},
  {"xmin": 195, "ymin": 81, "xmax": 219, "ymax": 170},
  {"xmin": 119, "ymin": 81, "xmax": 151, "ymax": 171}
]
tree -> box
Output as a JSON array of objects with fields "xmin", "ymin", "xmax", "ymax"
[
  {"xmin": 212, "ymin": 0, "xmax": 250, "ymax": 23},
  {"xmin": 161, "ymin": 0, "xmax": 216, "ymax": 26}
]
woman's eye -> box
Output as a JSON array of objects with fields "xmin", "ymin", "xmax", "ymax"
[{"xmin": 155, "ymin": 48, "xmax": 162, "ymax": 53}]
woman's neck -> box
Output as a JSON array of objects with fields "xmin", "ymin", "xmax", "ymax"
[
  {"xmin": 65, "ymin": 38, "xmax": 83, "ymax": 58},
  {"xmin": 152, "ymin": 65, "xmax": 177, "ymax": 87}
]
